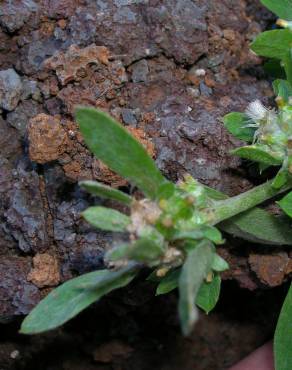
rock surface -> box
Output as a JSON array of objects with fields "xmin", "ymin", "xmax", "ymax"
[
  {"xmin": 0, "ymin": 1, "xmax": 288, "ymax": 369},
  {"xmin": 0, "ymin": 69, "xmax": 22, "ymax": 111}
]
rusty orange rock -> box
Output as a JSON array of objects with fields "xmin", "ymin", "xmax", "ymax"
[
  {"xmin": 27, "ymin": 111, "xmax": 155, "ymax": 186},
  {"xmin": 27, "ymin": 253, "xmax": 60, "ymax": 288},
  {"xmin": 28, "ymin": 113, "xmax": 68, "ymax": 163},
  {"xmin": 44, "ymin": 44, "xmax": 110, "ymax": 85},
  {"xmin": 249, "ymin": 252, "xmax": 291, "ymax": 287}
]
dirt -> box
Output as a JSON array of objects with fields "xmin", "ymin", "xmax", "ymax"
[{"xmin": 0, "ymin": 0, "xmax": 290, "ymax": 369}]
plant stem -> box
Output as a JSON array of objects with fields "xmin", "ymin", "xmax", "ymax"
[{"xmin": 211, "ymin": 179, "xmax": 292, "ymax": 224}]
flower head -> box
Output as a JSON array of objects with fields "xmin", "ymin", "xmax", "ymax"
[{"xmin": 245, "ymin": 100, "xmax": 269, "ymax": 122}]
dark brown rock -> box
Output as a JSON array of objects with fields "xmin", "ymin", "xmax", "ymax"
[
  {"xmin": 0, "ymin": 69, "xmax": 22, "ymax": 111},
  {"xmin": 249, "ymin": 252, "xmax": 292, "ymax": 287},
  {"xmin": 0, "ymin": 257, "xmax": 40, "ymax": 317}
]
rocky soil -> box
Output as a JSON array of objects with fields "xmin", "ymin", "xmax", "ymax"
[{"xmin": 0, "ymin": 0, "xmax": 290, "ymax": 369}]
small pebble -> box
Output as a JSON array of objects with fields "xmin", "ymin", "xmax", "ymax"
[
  {"xmin": 10, "ymin": 350, "xmax": 19, "ymax": 359},
  {"xmin": 187, "ymin": 87, "xmax": 200, "ymax": 98},
  {"xmin": 199, "ymin": 82, "xmax": 212, "ymax": 97},
  {"xmin": 121, "ymin": 108, "xmax": 137, "ymax": 126},
  {"xmin": 195, "ymin": 68, "xmax": 206, "ymax": 77}
]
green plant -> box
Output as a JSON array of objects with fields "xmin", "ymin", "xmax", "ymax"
[
  {"xmin": 223, "ymin": 1, "xmax": 292, "ymax": 368},
  {"xmin": 20, "ymin": 107, "xmax": 292, "ymax": 335},
  {"xmin": 20, "ymin": 1, "xmax": 292, "ymax": 369}
]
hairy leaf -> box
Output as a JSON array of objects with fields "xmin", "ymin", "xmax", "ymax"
[
  {"xmin": 219, "ymin": 208, "xmax": 292, "ymax": 245},
  {"xmin": 82, "ymin": 206, "xmax": 130, "ymax": 232},
  {"xmin": 277, "ymin": 191, "xmax": 292, "ymax": 218},
  {"xmin": 232, "ymin": 146, "xmax": 282, "ymax": 165},
  {"xmin": 203, "ymin": 185, "xmax": 228, "ymax": 200},
  {"xmin": 283, "ymin": 55, "xmax": 292, "ymax": 85},
  {"xmin": 211, "ymin": 254, "xmax": 229, "ymax": 272},
  {"xmin": 107, "ymin": 236, "xmax": 165, "ymax": 264},
  {"xmin": 261, "ymin": 0, "xmax": 292, "ymax": 20},
  {"xmin": 272, "ymin": 168, "xmax": 288, "ymax": 189},
  {"xmin": 129, "ymin": 237, "xmax": 165, "ymax": 262},
  {"xmin": 223, "ymin": 112, "xmax": 255, "ymax": 142},
  {"xmin": 172, "ymin": 230, "xmax": 204, "ymax": 241},
  {"xmin": 274, "ymin": 283, "xmax": 292, "ymax": 370},
  {"xmin": 156, "ymin": 182, "xmax": 176, "ymax": 200},
  {"xmin": 76, "ymin": 107, "xmax": 167, "ymax": 199},
  {"xmin": 196, "ymin": 274, "xmax": 221, "ymax": 314},
  {"xmin": 178, "ymin": 240, "xmax": 214, "ymax": 335},
  {"xmin": 80, "ymin": 180, "xmax": 132, "ymax": 205},
  {"xmin": 20, "ymin": 265, "xmax": 137, "ymax": 334},
  {"xmin": 201, "ymin": 226, "xmax": 224, "ymax": 244},
  {"xmin": 251, "ymin": 29, "xmax": 292, "ymax": 59}
]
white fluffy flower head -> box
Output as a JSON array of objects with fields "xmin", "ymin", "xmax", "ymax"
[{"xmin": 245, "ymin": 100, "xmax": 268, "ymax": 122}]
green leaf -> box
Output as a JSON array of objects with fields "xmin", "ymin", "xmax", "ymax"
[
  {"xmin": 223, "ymin": 112, "xmax": 255, "ymax": 142},
  {"xmin": 196, "ymin": 274, "xmax": 221, "ymax": 314},
  {"xmin": 105, "ymin": 243, "xmax": 133, "ymax": 261},
  {"xmin": 146, "ymin": 270, "xmax": 161, "ymax": 282},
  {"xmin": 131, "ymin": 226, "xmax": 165, "ymax": 262},
  {"xmin": 156, "ymin": 269, "xmax": 180, "ymax": 295},
  {"xmin": 283, "ymin": 55, "xmax": 292, "ymax": 85},
  {"xmin": 156, "ymin": 182, "xmax": 176, "ymax": 200},
  {"xmin": 80, "ymin": 180, "xmax": 132, "ymax": 205},
  {"xmin": 75, "ymin": 107, "xmax": 167, "ymax": 199},
  {"xmin": 273, "ymin": 79, "xmax": 292, "ymax": 103},
  {"xmin": 129, "ymin": 237, "xmax": 165, "ymax": 262},
  {"xmin": 107, "ymin": 235, "xmax": 165, "ymax": 264},
  {"xmin": 201, "ymin": 226, "xmax": 224, "ymax": 244},
  {"xmin": 156, "ymin": 268, "xmax": 222, "ymax": 315},
  {"xmin": 20, "ymin": 265, "xmax": 137, "ymax": 334},
  {"xmin": 204, "ymin": 182, "xmax": 292, "ymax": 245},
  {"xmin": 261, "ymin": 0, "xmax": 292, "ymax": 20},
  {"xmin": 82, "ymin": 206, "xmax": 130, "ymax": 232},
  {"xmin": 232, "ymin": 146, "xmax": 282, "ymax": 165},
  {"xmin": 278, "ymin": 191, "xmax": 292, "ymax": 217},
  {"xmin": 219, "ymin": 207, "xmax": 292, "ymax": 245},
  {"xmin": 264, "ymin": 59, "xmax": 286, "ymax": 79},
  {"xmin": 272, "ymin": 168, "xmax": 288, "ymax": 189},
  {"xmin": 274, "ymin": 283, "xmax": 292, "ymax": 370},
  {"xmin": 178, "ymin": 240, "xmax": 214, "ymax": 336},
  {"xmin": 202, "ymin": 185, "xmax": 228, "ymax": 200},
  {"xmin": 211, "ymin": 254, "xmax": 229, "ymax": 272},
  {"xmin": 251, "ymin": 29, "xmax": 292, "ymax": 59},
  {"xmin": 172, "ymin": 230, "xmax": 204, "ymax": 241}
]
